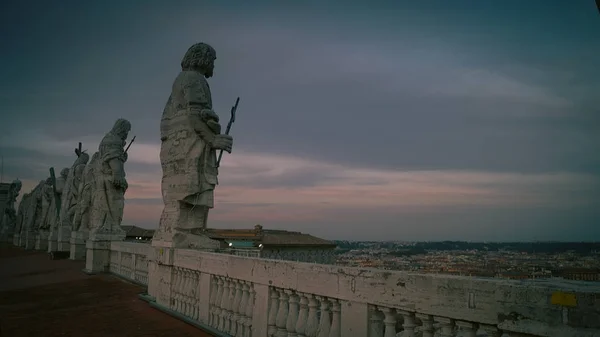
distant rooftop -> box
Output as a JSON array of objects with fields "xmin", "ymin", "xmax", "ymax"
[
  {"xmin": 119, "ymin": 224, "xmax": 336, "ymax": 248},
  {"xmin": 205, "ymin": 225, "xmax": 336, "ymax": 248}
]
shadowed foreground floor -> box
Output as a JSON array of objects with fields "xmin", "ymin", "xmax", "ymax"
[{"xmin": 0, "ymin": 244, "xmax": 213, "ymax": 337}]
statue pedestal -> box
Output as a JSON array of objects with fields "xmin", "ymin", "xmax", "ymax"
[
  {"xmin": 84, "ymin": 227, "xmax": 126, "ymax": 274},
  {"xmin": 0, "ymin": 228, "xmax": 14, "ymax": 243},
  {"xmin": 70, "ymin": 230, "xmax": 89, "ymax": 260},
  {"xmin": 57, "ymin": 226, "xmax": 72, "ymax": 252},
  {"xmin": 24, "ymin": 231, "xmax": 36, "ymax": 250},
  {"xmin": 35, "ymin": 231, "xmax": 49, "ymax": 251},
  {"xmin": 47, "ymin": 231, "xmax": 58, "ymax": 252},
  {"xmin": 12, "ymin": 233, "xmax": 20, "ymax": 246}
]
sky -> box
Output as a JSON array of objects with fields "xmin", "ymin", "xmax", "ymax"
[{"xmin": 0, "ymin": 0, "xmax": 599, "ymax": 241}]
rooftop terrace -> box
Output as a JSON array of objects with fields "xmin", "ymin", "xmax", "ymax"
[{"xmin": 0, "ymin": 244, "xmax": 213, "ymax": 337}]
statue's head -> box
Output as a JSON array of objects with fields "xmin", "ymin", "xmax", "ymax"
[
  {"xmin": 11, "ymin": 179, "xmax": 22, "ymax": 193},
  {"xmin": 111, "ymin": 118, "xmax": 131, "ymax": 140},
  {"xmin": 60, "ymin": 168, "xmax": 69, "ymax": 178},
  {"xmin": 181, "ymin": 43, "xmax": 217, "ymax": 78},
  {"xmin": 75, "ymin": 152, "xmax": 90, "ymax": 166}
]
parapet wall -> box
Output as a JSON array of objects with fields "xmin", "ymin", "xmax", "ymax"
[{"xmin": 106, "ymin": 242, "xmax": 600, "ymax": 337}]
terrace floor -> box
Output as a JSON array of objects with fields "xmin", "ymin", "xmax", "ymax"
[{"xmin": 0, "ymin": 244, "xmax": 213, "ymax": 337}]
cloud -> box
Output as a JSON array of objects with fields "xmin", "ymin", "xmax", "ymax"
[{"xmin": 2, "ymin": 1, "xmax": 599, "ymax": 240}]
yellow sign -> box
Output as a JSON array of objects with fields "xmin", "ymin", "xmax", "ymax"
[{"xmin": 551, "ymin": 292, "xmax": 577, "ymax": 307}]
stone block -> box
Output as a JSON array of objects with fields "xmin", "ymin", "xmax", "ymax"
[
  {"xmin": 57, "ymin": 226, "xmax": 72, "ymax": 252},
  {"xmin": 70, "ymin": 231, "xmax": 88, "ymax": 260},
  {"xmin": 69, "ymin": 231, "xmax": 89, "ymax": 260},
  {"xmin": 84, "ymin": 240, "xmax": 112, "ymax": 274},
  {"xmin": 47, "ymin": 231, "xmax": 58, "ymax": 252},
  {"xmin": 35, "ymin": 231, "xmax": 49, "ymax": 251}
]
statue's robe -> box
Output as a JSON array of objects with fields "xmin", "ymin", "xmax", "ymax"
[
  {"xmin": 159, "ymin": 70, "xmax": 221, "ymax": 233},
  {"xmin": 73, "ymin": 152, "xmax": 99, "ymax": 231},
  {"xmin": 89, "ymin": 134, "xmax": 127, "ymax": 231}
]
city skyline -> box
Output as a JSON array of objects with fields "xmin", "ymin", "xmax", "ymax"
[{"xmin": 1, "ymin": 1, "xmax": 599, "ymax": 241}]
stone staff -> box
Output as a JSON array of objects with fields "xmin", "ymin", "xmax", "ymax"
[
  {"xmin": 49, "ymin": 167, "xmax": 61, "ymax": 217},
  {"xmin": 216, "ymin": 97, "xmax": 239, "ymax": 168}
]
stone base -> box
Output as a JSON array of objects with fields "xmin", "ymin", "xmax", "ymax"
[
  {"xmin": 24, "ymin": 231, "xmax": 37, "ymax": 250},
  {"xmin": 13, "ymin": 233, "xmax": 20, "ymax": 246},
  {"xmin": 35, "ymin": 231, "xmax": 49, "ymax": 251},
  {"xmin": 57, "ymin": 226, "xmax": 72, "ymax": 252},
  {"xmin": 0, "ymin": 229, "xmax": 14, "ymax": 243},
  {"xmin": 84, "ymin": 232, "xmax": 126, "ymax": 274},
  {"xmin": 70, "ymin": 231, "xmax": 89, "ymax": 260},
  {"xmin": 47, "ymin": 231, "xmax": 58, "ymax": 252}
]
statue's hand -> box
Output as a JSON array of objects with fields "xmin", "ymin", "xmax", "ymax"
[
  {"xmin": 200, "ymin": 109, "xmax": 219, "ymax": 122},
  {"xmin": 213, "ymin": 134, "xmax": 233, "ymax": 153},
  {"xmin": 112, "ymin": 175, "xmax": 128, "ymax": 191},
  {"xmin": 122, "ymin": 151, "xmax": 128, "ymax": 162}
]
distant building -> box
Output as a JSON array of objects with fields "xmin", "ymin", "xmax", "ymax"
[
  {"xmin": 0, "ymin": 183, "xmax": 11, "ymax": 219},
  {"xmin": 497, "ymin": 271, "xmax": 532, "ymax": 280},
  {"xmin": 554, "ymin": 268, "xmax": 600, "ymax": 282},
  {"xmin": 205, "ymin": 224, "xmax": 338, "ymax": 264},
  {"xmin": 121, "ymin": 225, "xmax": 155, "ymax": 242}
]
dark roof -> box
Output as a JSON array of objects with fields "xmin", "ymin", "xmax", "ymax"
[
  {"xmin": 205, "ymin": 227, "xmax": 336, "ymax": 247},
  {"xmin": 121, "ymin": 225, "xmax": 155, "ymax": 238}
]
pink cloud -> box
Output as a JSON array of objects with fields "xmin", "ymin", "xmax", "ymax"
[{"xmin": 115, "ymin": 143, "xmax": 598, "ymax": 228}]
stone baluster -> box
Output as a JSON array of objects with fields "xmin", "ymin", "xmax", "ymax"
[
  {"xmin": 226, "ymin": 278, "xmax": 237, "ymax": 334},
  {"xmin": 316, "ymin": 297, "xmax": 331, "ymax": 337},
  {"xmin": 173, "ymin": 267, "xmax": 182, "ymax": 311},
  {"xmin": 179, "ymin": 268, "xmax": 186, "ymax": 314},
  {"xmin": 209, "ymin": 276, "xmax": 217, "ymax": 326},
  {"xmin": 415, "ymin": 314, "xmax": 434, "ymax": 337},
  {"xmin": 285, "ymin": 290, "xmax": 299, "ymax": 337},
  {"xmin": 328, "ymin": 299, "xmax": 340, "ymax": 337},
  {"xmin": 379, "ymin": 307, "xmax": 397, "ymax": 337},
  {"xmin": 187, "ymin": 270, "xmax": 195, "ymax": 317},
  {"xmin": 304, "ymin": 295, "xmax": 320, "ymax": 337},
  {"xmin": 170, "ymin": 267, "xmax": 177, "ymax": 310},
  {"xmin": 237, "ymin": 281, "xmax": 249, "ymax": 337},
  {"xmin": 275, "ymin": 289, "xmax": 289, "ymax": 337},
  {"xmin": 456, "ymin": 321, "xmax": 477, "ymax": 337},
  {"xmin": 480, "ymin": 325, "xmax": 502, "ymax": 337},
  {"xmin": 192, "ymin": 271, "xmax": 200, "ymax": 321},
  {"xmin": 397, "ymin": 310, "xmax": 416, "ymax": 337},
  {"xmin": 182, "ymin": 270, "xmax": 191, "ymax": 316},
  {"xmin": 244, "ymin": 284, "xmax": 255, "ymax": 337},
  {"xmin": 435, "ymin": 317, "xmax": 457, "ymax": 337},
  {"xmin": 231, "ymin": 280, "xmax": 243, "ymax": 336},
  {"xmin": 213, "ymin": 276, "xmax": 224, "ymax": 328},
  {"xmin": 295, "ymin": 293, "xmax": 309, "ymax": 337},
  {"xmin": 268, "ymin": 288, "xmax": 280, "ymax": 336},
  {"xmin": 368, "ymin": 307, "xmax": 384, "ymax": 337},
  {"xmin": 218, "ymin": 277, "xmax": 230, "ymax": 331}
]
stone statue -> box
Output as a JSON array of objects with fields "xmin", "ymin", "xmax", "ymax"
[
  {"xmin": 88, "ymin": 119, "xmax": 130, "ymax": 237},
  {"xmin": 0, "ymin": 179, "xmax": 21, "ymax": 240},
  {"xmin": 47, "ymin": 168, "xmax": 68, "ymax": 251},
  {"xmin": 21, "ymin": 180, "xmax": 45, "ymax": 248},
  {"xmin": 72, "ymin": 152, "xmax": 100, "ymax": 232},
  {"xmin": 40, "ymin": 178, "xmax": 54, "ymax": 230},
  {"xmin": 59, "ymin": 152, "xmax": 90, "ymax": 230},
  {"xmin": 154, "ymin": 42, "xmax": 233, "ymax": 248},
  {"xmin": 13, "ymin": 192, "xmax": 29, "ymax": 245}
]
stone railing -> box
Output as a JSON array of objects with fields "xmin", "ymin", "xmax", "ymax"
[
  {"xmin": 108, "ymin": 241, "xmax": 150, "ymax": 286},
  {"xmin": 145, "ymin": 247, "xmax": 600, "ymax": 337}
]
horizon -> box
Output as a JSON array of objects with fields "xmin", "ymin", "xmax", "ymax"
[{"xmin": 1, "ymin": 1, "xmax": 599, "ymax": 241}]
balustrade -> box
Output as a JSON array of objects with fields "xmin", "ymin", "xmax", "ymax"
[
  {"xmin": 207, "ymin": 275, "xmax": 255, "ymax": 337},
  {"xmin": 103, "ymin": 245, "xmax": 600, "ymax": 337},
  {"xmin": 367, "ymin": 306, "xmax": 549, "ymax": 337},
  {"xmin": 267, "ymin": 287, "xmax": 342, "ymax": 337},
  {"xmin": 107, "ymin": 242, "xmax": 150, "ymax": 286}
]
